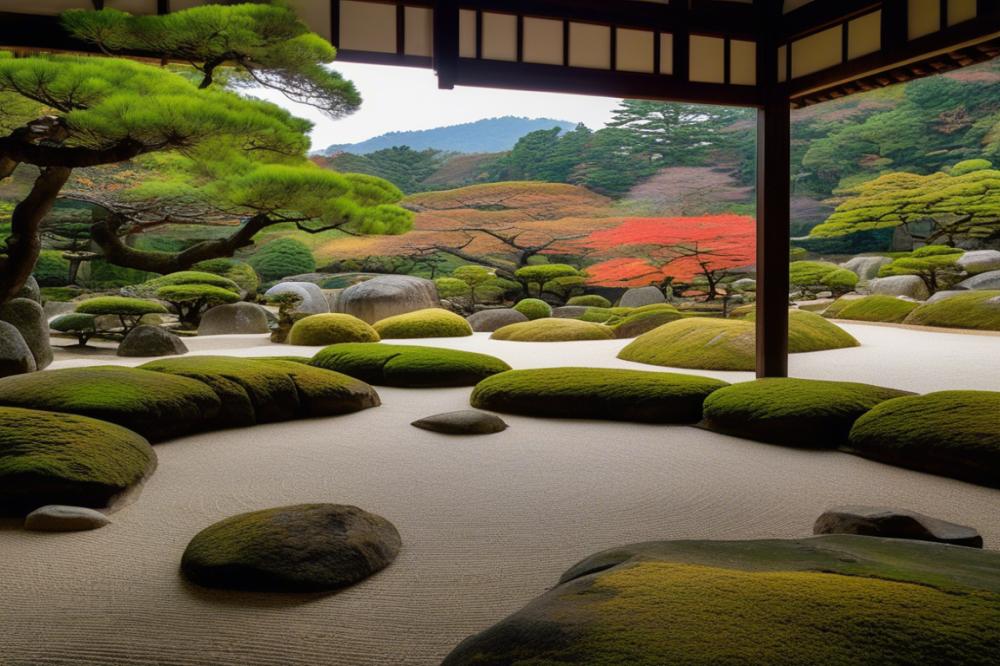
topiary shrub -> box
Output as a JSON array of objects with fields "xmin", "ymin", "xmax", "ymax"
[
  {"xmin": 247, "ymin": 238, "xmax": 317, "ymax": 282},
  {"xmin": 156, "ymin": 284, "xmax": 241, "ymax": 328},
  {"xmin": 0, "ymin": 366, "xmax": 221, "ymax": 442},
  {"xmin": 702, "ymin": 378, "xmax": 912, "ymax": 448},
  {"xmin": 568, "ymin": 294, "xmax": 612, "ymax": 308},
  {"xmin": 904, "ymin": 291, "xmax": 1000, "ymax": 331},
  {"xmin": 513, "ymin": 298, "xmax": 552, "ymax": 320},
  {"xmin": 75, "ymin": 297, "xmax": 169, "ymax": 335},
  {"xmin": 193, "ymin": 259, "xmax": 260, "ymax": 294},
  {"xmin": 373, "ymin": 308, "xmax": 472, "ymax": 339},
  {"xmin": 847, "ymin": 391, "xmax": 1000, "ymax": 487},
  {"xmin": 49, "ymin": 313, "xmax": 99, "ymax": 346},
  {"xmin": 822, "ymin": 268, "xmax": 859, "ymax": 293},
  {"xmin": 471, "ymin": 367, "xmax": 727, "ymax": 423},
  {"xmin": 288, "ymin": 313, "xmax": 380, "ymax": 346},
  {"xmin": 833, "ymin": 295, "xmax": 919, "ymax": 323},
  {"xmin": 310, "ymin": 343, "xmax": 510, "ymax": 388},
  {"xmin": 789, "ymin": 261, "xmax": 842, "ymax": 287},
  {"xmin": 140, "ymin": 271, "xmax": 241, "ymax": 295},
  {"xmin": 0, "ymin": 406, "xmax": 156, "ymax": 515},
  {"xmin": 491, "ymin": 319, "xmax": 614, "ymax": 342}
]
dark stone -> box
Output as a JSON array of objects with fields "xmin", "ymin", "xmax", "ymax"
[
  {"xmin": 198, "ymin": 302, "xmax": 271, "ymax": 335},
  {"xmin": 0, "ymin": 298, "xmax": 52, "ymax": 369},
  {"xmin": 117, "ymin": 325, "xmax": 188, "ymax": 358},
  {"xmin": 551, "ymin": 306, "xmax": 589, "ymax": 319},
  {"xmin": 0, "ymin": 320, "xmax": 36, "ymax": 378},
  {"xmin": 466, "ymin": 308, "xmax": 529, "ymax": 332},
  {"xmin": 813, "ymin": 506, "xmax": 983, "ymax": 548},
  {"xmin": 412, "ymin": 410, "xmax": 509, "ymax": 435},
  {"xmin": 16, "ymin": 276, "xmax": 41, "ymax": 303}
]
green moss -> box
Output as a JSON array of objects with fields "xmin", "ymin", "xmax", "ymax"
[
  {"xmin": 703, "ymin": 378, "xmax": 911, "ymax": 448},
  {"xmin": 443, "ymin": 536, "xmax": 1000, "ymax": 666},
  {"xmin": 822, "ymin": 268, "xmax": 859, "ymax": 292},
  {"xmin": 0, "ymin": 406, "xmax": 156, "ymax": 515},
  {"xmin": 568, "ymin": 295, "xmax": 612, "ymax": 308},
  {"xmin": 789, "ymin": 260, "xmax": 842, "ymax": 286},
  {"xmin": 155, "ymin": 284, "xmax": 241, "ymax": 304},
  {"xmin": 39, "ymin": 286, "xmax": 83, "ymax": 302},
  {"xmin": 254, "ymin": 360, "xmax": 381, "ymax": 416},
  {"xmin": 578, "ymin": 306, "xmax": 617, "ymax": 323},
  {"xmin": 904, "ymin": 291, "xmax": 1000, "ymax": 331},
  {"xmin": 310, "ymin": 343, "xmax": 510, "ymax": 388},
  {"xmin": 75, "ymin": 296, "xmax": 168, "ymax": 317},
  {"xmin": 248, "ymin": 237, "xmax": 317, "ymax": 282},
  {"xmin": 49, "ymin": 313, "xmax": 98, "ymax": 345},
  {"xmin": 470, "ymin": 368, "xmax": 727, "ymax": 423},
  {"xmin": 612, "ymin": 308, "xmax": 683, "ymax": 338},
  {"xmin": 491, "ymin": 319, "xmax": 614, "ymax": 342},
  {"xmin": 782, "ymin": 310, "xmax": 861, "ymax": 353},
  {"xmin": 288, "ymin": 313, "xmax": 380, "ymax": 346},
  {"xmin": 0, "ymin": 366, "xmax": 220, "ymax": 442},
  {"xmin": 141, "ymin": 271, "xmax": 241, "ymax": 294},
  {"xmin": 373, "ymin": 308, "xmax": 472, "ymax": 339},
  {"xmin": 192, "ymin": 259, "xmax": 260, "ymax": 294},
  {"xmin": 513, "ymin": 298, "xmax": 552, "ymax": 320},
  {"xmin": 834, "ymin": 295, "xmax": 919, "ymax": 323},
  {"xmin": 848, "ymin": 391, "xmax": 1000, "ymax": 487}
]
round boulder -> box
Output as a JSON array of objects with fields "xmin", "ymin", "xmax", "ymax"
[
  {"xmin": 467, "ymin": 308, "xmax": 529, "ymax": 332},
  {"xmin": 841, "ymin": 256, "xmax": 892, "ymax": 281},
  {"xmin": 264, "ymin": 282, "xmax": 330, "ymax": 315},
  {"xmin": 618, "ymin": 286, "xmax": 666, "ymax": 308},
  {"xmin": 198, "ymin": 302, "xmax": 271, "ymax": 335},
  {"xmin": 956, "ymin": 269, "xmax": 1000, "ymax": 291},
  {"xmin": 868, "ymin": 275, "xmax": 930, "ymax": 300},
  {"xmin": 117, "ymin": 325, "xmax": 188, "ymax": 358},
  {"xmin": 814, "ymin": 506, "xmax": 982, "ymax": 548},
  {"xmin": 411, "ymin": 410, "xmax": 509, "ymax": 435},
  {"xmin": 0, "ymin": 321, "xmax": 36, "ymax": 378},
  {"xmin": 334, "ymin": 275, "xmax": 440, "ymax": 324},
  {"xmin": 25, "ymin": 505, "xmax": 111, "ymax": 532},
  {"xmin": 0, "ymin": 298, "xmax": 52, "ymax": 370},
  {"xmin": 181, "ymin": 504, "xmax": 402, "ymax": 591},
  {"xmin": 956, "ymin": 249, "xmax": 1000, "ymax": 275},
  {"xmin": 16, "ymin": 276, "xmax": 41, "ymax": 303}
]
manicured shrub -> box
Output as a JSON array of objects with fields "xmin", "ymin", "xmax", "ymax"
[
  {"xmin": 193, "ymin": 259, "xmax": 260, "ymax": 294},
  {"xmin": 822, "ymin": 268, "xmax": 859, "ymax": 293},
  {"xmin": 49, "ymin": 313, "xmax": 98, "ymax": 346},
  {"xmin": 568, "ymin": 294, "xmax": 612, "ymax": 308},
  {"xmin": 247, "ymin": 238, "xmax": 316, "ymax": 282},
  {"xmin": 702, "ymin": 378, "xmax": 911, "ymax": 448},
  {"xmin": 373, "ymin": 308, "xmax": 472, "ymax": 339},
  {"xmin": 0, "ymin": 366, "xmax": 220, "ymax": 442},
  {"xmin": 491, "ymin": 318, "xmax": 614, "ymax": 342},
  {"xmin": 156, "ymin": 284, "xmax": 241, "ymax": 328},
  {"xmin": 513, "ymin": 298, "xmax": 552, "ymax": 320},
  {"xmin": 833, "ymin": 295, "xmax": 919, "ymax": 323},
  {"xmin": 847, "ymin": 391, "xmax": 1000, "ymax": 487},
  {"xmin": 0, "ymin": 406, "xmax": 156, "ymax": 514},
  {"xmin": 141, "ymin": 271, "xmax": 240, "ymax": 294},
  {"xmin": 578, "ymin": 306, "xmax": 618, "ymax": 323},
  {"xmin": 789, "ymin": 261, "xmax": 842, "ymax": 287},
  {"xmin": 310, "ymin": 343, "xmax": 510, "ymax": 388},
  {"xmin": 75, "ymin": 297, "xmax": 169, "ymax": 335},
  {"xmin": 904, "ymin": 291, "xmax": 1000, "ymax": 331},
  {"xmin": 471, "ymin": 368, "xmax": 727, "ymax": 423},
  {"xmin": 289, "ymin": 313, "xmax": 380, "ymax": 346}
]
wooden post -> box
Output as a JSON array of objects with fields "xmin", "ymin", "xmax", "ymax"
[{"xmin": 434, "ymin": 0, "xmax": 460, "ymax": 89}]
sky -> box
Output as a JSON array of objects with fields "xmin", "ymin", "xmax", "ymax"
[{"xmin": 253, "ymin": 62, "xmax": 622, "ymax": 151}]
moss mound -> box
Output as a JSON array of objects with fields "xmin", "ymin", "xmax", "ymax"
[
  {"xmin": 783, "ymin": 310, "xmax": 861, "ymax": 353},
  {"xmin": 612, "ymin": 307, "xmax": 683, "ymax": 338},
  {"xmin": 181, "ymin": 504, "xmax": 400, "ymax": 592},
  {"xmin": 702, "ymin": 378, "xmax": 911, "ymax": 448},
  {"xmin": 75, "ymin": 296, "xmax": 168, "ymax": 316},
  {"xmin": 139, "ymin": 356, "xmax": 379, "ymax": 427},
  {"xmin": 904, "ymin": 291, "xmax": 1000, "ymax": 331},
  {"xmin": 470, "ymin": 368, "xmax": 727, "ymax": 423},
  {"xmin": 372, "ymin": 308, "xmax": 472, "ymax": 339},
  {"xmin": 310, "ymin": 343, "xmax": 511, "ymax": 388},
  {"xmin": 443, "ymin": 536, "xmax": 1000, "ymax": 666},
  {"xmin": 847, "ymin": 391, "xmax": 1000, "ymax": 487},
  {"xmin": 568, "ymin": 294, "xmax": 612, "ymax": 308},
  {"xmin": 491, "ymin": 318, "xmax": 613, "ymax": 342},
  {"xmin": 513, "ymin": 298, "xmax": 552, "ymax": 320},
  {"xmin": 141, "ymin": 271, "xmax": 241, "ymax": 294},
  {"xmin": 834, "ymin": 295, "xmax": 919, "ymax": 323},
  {"xmin": 0, "ymin": 366, "xmax": 220, "ymax": 442},
  {"xmin": 822, "ymin": 296, "xmax": 860, "ymax": 318},
  {"xmin": 0, "ymin": 406, "xmax": 156, "ymax": 515},
  {"xmin": 288, "ymin": 313, "xmax": 380, "ymax": 346}
]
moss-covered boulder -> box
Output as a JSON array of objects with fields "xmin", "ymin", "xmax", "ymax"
[
  {"xmin": 181, "ymin": 504, "xmax": 401, "ymax": 592},
  {"xmin": 847, "ymin": 391, "xmax": 1000, "ymax": 488},
  {"xmin": 471, "ymin": 368, "xmax": 727, "ymax": 423},
  {"xmin": 443, "ymin": 536, "xmax": 1000, "ymax": 665},
  {"xmin": 567, "ymin": 294, "xmax": 612, "ymax": 308},
  {"xmin": 831, "ymin": 295, "xmax": 919, "ymax": 323},
  {"xmin": 139, "ymin": 356, "xmax": 379, "ymax": 427},
  {"xmin": 0, "ymin": 366, "xmax": 220, "ymax": 442},
  {"xmin": 491, "ymin": 318, "xmax": 613, "ymax": 342},
  {"xmin": 904, "ymin": 291, "xmax": 1000, "ymax": 331},
  {"xmin": 288, "ymin": 313, "xmax": 380, "ymax": 346},
  {"xmin": 373, "ymin": 308, "xmax": 472, "ymax": 339},
  {"xmin": 619, "ymin": 312, "xmax": 858, "ymax": 371},
  {"xmin": 702, "ymin": 378, "xmax": 912, "ymax": 448},
  {"xmin": 612, "ymin": 306, "xmax": 683, "ymax": 338},
  {"xmin": 513, "ymin": 298, "xmax": 552, "ymax": 320},
  {"xmin": 0, "ymin": 406, "xmax": 155, "ymax": 514},
  {"xmin": 310, "ymin": 343, "xmax": 510, "ymax": 388}
]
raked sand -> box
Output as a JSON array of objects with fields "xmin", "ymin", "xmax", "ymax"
[{"xmin": 1, "ymin": 324, "xmax": 998, "ymax": 666}]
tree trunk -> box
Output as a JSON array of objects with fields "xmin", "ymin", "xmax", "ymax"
[{"xmin": 0, "ymin": 166, "xmax": 72, "ymax": 303}]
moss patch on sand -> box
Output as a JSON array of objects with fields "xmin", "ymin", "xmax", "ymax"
[
  {"xmin": 904, "ymin": 291, "xmax": 1000, "ymax": 331},
  {"xmin": 373, "ymin": 308, "xmax": 472, "ymax": 339},
  {"xmin": 491, "ymin": 318, "xmax": 613, "ymax": 342},
  {"xmin": 310, "ymin": 343, "xmax": 510, "ymax": 388},
  {"xmin": 832, "ymin": 295, "xmax": 919, "ymax": 323},
  {"xmin": 288, "ymin": 313, "xmax": 380, "ymax": 346},
  {"xmin": 471, "ymin": 367, "xmax": 727, "ymax": 423}
]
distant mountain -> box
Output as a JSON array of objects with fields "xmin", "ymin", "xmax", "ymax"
[{"xmin": 320, "ymin": 116, "xmax": 576, "ymax": 155}]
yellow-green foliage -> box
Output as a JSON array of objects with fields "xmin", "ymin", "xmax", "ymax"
[
  {"xmin": 513, "ymin": 298, "xmax": 552, "ymax": 320},
  {"xmin": 491, "ymin": 318, "xmax": 613, "ymax": 342},
  {"xmin": 568, "ymin": 294, "xmax": 612, "ymax": 308},
  {"xmin": 0, "ymin": 366, "xmax": 220, "ymax": 442},
  {"xmin": 789, "ymin": 261, "xmax": 841, "ymax": 286},
  {"xmin": 823, "ymin": 296, "xmax": 861, "ymax": 318},
  {"xmin": 75, "ymin": 296, "xmax": 168, "ymax": 316},
  {"xmin": 612, "ymin": 307, "xmax": 683, "ymax": 338},
  {"xmin": 442, "ymin": 536, "xmax": 1000, "ymax": 666},
  {"xmin": 905, "ymin": 291, "xmax": 1000, "ymax": 331},
  {"xmin": 288, "ymin": 313, "xmax": 379, "ymax": 345},
  {"xmin": 833, "ymin": 295, "xmax": 919, "ymax": 323},
  {"xmin": 0, "ymin": 406, "xmax": 155, "ymax": 514},
  {"xmin": 310, "ymin": 343, "xmax": 510, "ymax": 387},
  {"xmin": 848, "ymin": 391, "xmax": 1000, "ymax": 487},
  {"xmin": 373, "ymin": 308, "xmax": 472, "ymax": 339},
  {"xmin": 703, "ymin": 378, "xmax": 910, "ymax": 448},
  {"xmin": 471, "ymin": 367, "xmax": 727, "ymax": 423},
  {"xmin": 141, "ymin": 271, "xmax": 241, "ymax": 294},
  {"xmin": 782, "ymin": 310, "xmax": 861, "ymax": 353}
]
